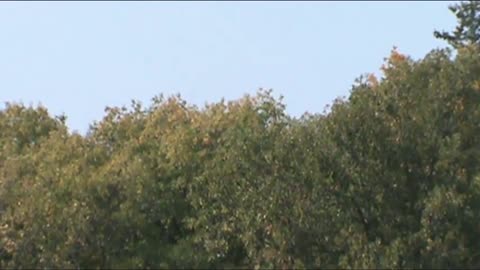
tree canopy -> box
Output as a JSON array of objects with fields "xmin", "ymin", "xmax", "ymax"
[
  {"xmin": 1, "ymin": 2, "xmax": 480, "ymax": 269},
  {"xmin": 434, "ymin": 0, "xmax": 480, "ymax": 48}
]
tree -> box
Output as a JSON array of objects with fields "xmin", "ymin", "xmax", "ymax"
[
  {"xmin": 434, "ymin": 0, "xmax": 480, "ymax": 48},
  {"xmin": 2, "ymin": 2, "xmax": 480, "ymax": 268}
]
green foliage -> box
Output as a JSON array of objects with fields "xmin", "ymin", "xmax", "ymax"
[
  {"xmin": 434, "ymin": 0, "xmax": 480, "ymax": 48},
  {"xmin": 2, "ymin": 3, "xmax": 480, "ymax": 268}
]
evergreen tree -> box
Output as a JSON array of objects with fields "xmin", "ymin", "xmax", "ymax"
[{"xmin": 434, "ymin": 0, "xmax": 480, "ymax": 48}]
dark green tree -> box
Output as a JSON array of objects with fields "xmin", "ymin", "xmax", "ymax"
[{"xmin": 434, "ymin": 0, "xmax": 480, "ymax": 48}]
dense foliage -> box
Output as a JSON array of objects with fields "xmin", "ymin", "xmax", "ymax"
[{"xmin": 1, "ymin": 2, "xmax": 480, "ymax": 269}]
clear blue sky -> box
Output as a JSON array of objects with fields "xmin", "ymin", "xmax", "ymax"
[{"xmin": 0, "ymin": 1, "xmax": 456, "ymax": 134}]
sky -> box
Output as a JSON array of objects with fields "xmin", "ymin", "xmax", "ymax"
[{"xmin": 0, "ymin": 1, "xmax": 457, "ymax": 134}]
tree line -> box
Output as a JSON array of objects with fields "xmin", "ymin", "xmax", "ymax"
[{"xmin": 1, "ymin": 1, "xmax": 480, "ymax": 269}]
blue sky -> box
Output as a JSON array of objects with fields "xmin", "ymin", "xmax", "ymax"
[{"xmin": 1, "ymin": 1, "xmax": 456, "ymax": 133}]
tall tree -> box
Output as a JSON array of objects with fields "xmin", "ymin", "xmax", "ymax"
[{"xmin": 434, "ymin": 0, "xmax": 480, "ymax": 48}]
